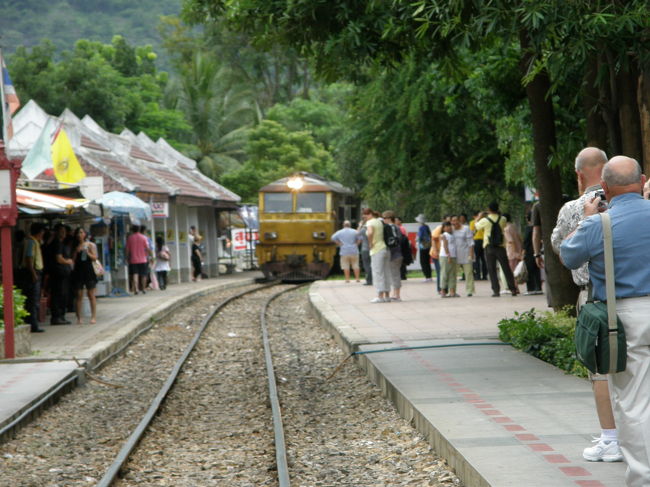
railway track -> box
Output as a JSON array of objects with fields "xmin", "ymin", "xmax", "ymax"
[
  {"xmin": 1, "ymin": 282, "xmax": 461, "ymax": 486},
  {"xmin": 98, "ymin": 282, "xmax": 295, "ymax": 486}
]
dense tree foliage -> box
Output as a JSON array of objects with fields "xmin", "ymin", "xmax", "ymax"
[
  {"xmin": 183, "ymin": 0, "xmax": 649, "ymax": 309},
  {"xmin": 221, "ymin": 120, "xmax": 337, "ymax": 203},
  {"xmin": 9, "ymin": 37, "xmax": 192, "ymax": 149}
]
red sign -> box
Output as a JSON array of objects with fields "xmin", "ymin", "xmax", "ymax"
[{"xmin": 232, "ymin": 228, "xmax": 259, "ymax": 251}]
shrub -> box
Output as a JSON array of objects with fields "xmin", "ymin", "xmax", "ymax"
[
  {"xmin": 0, "ymin": 286, "xmax": 29, "ymax": 329},
  {"xmin": 498, "ymin": 307, "xmax": 588, "ymax": 378}
]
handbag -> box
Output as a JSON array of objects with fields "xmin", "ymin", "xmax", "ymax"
[
  {"xmin": 92, "ymin": 259, "xmax": 105, "ymax": 277},
  {"xmin": 575, "ymin": 212, "xmax": 626, "ymax": 374},
  {"xmin": 513, "ymin": 259, "xmax": 527, "ymax": 284}
]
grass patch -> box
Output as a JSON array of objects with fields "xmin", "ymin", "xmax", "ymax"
[{"xmin": 498, "ymin": 307, "xmax": 588, "ymax": 378}]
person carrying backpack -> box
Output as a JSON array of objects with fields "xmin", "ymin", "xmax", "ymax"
[
  {"xmin": 475, "ymin": 202, "xmax": 519, "ymax": 297},
  {"xmin": 382, "ymin": 211, "xmax": 404, "ymax": 302}
]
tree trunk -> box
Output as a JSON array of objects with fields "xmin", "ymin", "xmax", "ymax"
[
  {"xmin": 617, "ymin": 61, "xmax": 643, "ymax": 164},
  {"xmin": 600, "ymin": 51, "xmax": 622, "ymax": 156},
  {"xmin": 519, "ymin": 31, "xmax": 579, "ymax": 310},
  {"xmin": 583, "ymin": 57, "xmax": 608, "ymax": 149},
  {"xmin": 638, "ymin": 71, "xmax": 650, "ymax": 175}
]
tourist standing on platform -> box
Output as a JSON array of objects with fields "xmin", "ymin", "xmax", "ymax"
[
  {"xmin": 561, "ymin": 156, "xmax": 650, "ymax": 486},
  {"xmin": 475, "ymin": 203, "xmax": 518, "ymax": 297},
  {"xmin": 439, "ymin": 221, "xmax": 458, "ymax": 297},
  {"xmin": 470, "ymin": 210, "xmax": 488, "ymax": 280},
  {"xmin": 382, "ymin": 211, "xmax": 403, "ymax": 301},
  {"xmin": 18, "ymin": 223, "xmax": 46, "ymax": 333},
  {"xmin": 155, "ymin": 236, "xmax": 171, "ymax": 290},
  {"xmin": 71, "ymin": 228, "xmax": 98, "ymax": 324},
  {"xmin": 50, "ymin": 223, "xmax": 73, "ymax": 324},
  {"xmin": 551, "ymin": 147, "xmax": 622, "ymax": 463},
  {"xmin": 331, "ymin": 220, "xmax": 361, "ymax": 283},
  {"xmin": 365, "ymin": 209, "xmax": 390, "ymax": 303},
  {"xmin": 430, "ymin": 216, "xmax": 449, "ymax": 293},
  {"xmin": 126, "ymin": 225, "xmax": 150, "ymax": 294},
  {"xmin": 191, "ymin": 235, "xmax": 203, "ymax": 281},
  {"xmin": 452, "ymin": 215, "xmax": 474, "ymax": 297},
  {"xmin": 522, "ymin": 210, "xmax": 542, "ymax": 294},
  {"xmin": 503, "ymin": 213, "xmax": 523, "ymax": 272},
  {"xmin": 358, "ymin": 209, "xmax": 373, "ymax": 286},
  {"xmin": 394, "ymin": 216, "xmax": 409, "ymax": 280},
  {"xmin": 415, "ymin": 214, "xmax": 432, "ymax": 282}
]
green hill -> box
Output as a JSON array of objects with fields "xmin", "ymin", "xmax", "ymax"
[{"xmin": 0, "ymin": 0, "xmax": 182, "ymax": 56}]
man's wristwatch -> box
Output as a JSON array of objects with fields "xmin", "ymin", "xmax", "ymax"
[{"xmin": 534, "ymin": 253, "xmax": 541, "ymax": 258}]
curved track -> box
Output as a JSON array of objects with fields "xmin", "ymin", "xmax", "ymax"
[{"xmin": 98, "ymin": 282, "xmax": 298, "ymax": 487}]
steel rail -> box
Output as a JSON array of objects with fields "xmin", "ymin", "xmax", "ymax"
[
  {"xmin": 259, "ymin": 283, "xmax": 309, "ymax": 487},
  {"xmin": 96, "ymin": 281, "xmax": 279, "ymax": 487}
]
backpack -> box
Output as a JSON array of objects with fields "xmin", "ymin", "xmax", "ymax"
[
  {"xmin": 400, "ymin": 233, "xmax": 413, "ymax": 265},
  {"xmin": 487, "ymin": 216, "xmax": 503, "ymax": 247},
  {"xmin": 383, "ymin": 223, "xmax": 400, "ymax": 249},
  {"xmin": 419, "ymin": 226, "xmax": 432, "ymax": 249}
]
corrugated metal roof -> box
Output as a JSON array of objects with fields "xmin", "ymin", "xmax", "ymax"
[
  {"xmin": 147, "ymin": 165, "xmax": 214, "ymax": 199},
  {"xmin": 89, "ymin": 153, "xmax": 170, "ymax": 195}
]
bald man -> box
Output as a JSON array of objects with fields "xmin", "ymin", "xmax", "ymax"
[
  {"xmin": 561, "ymin": 156, "xmax": 650, "ymax": 487},
  {"xmin": 552, "ymin": 147, "xmax": 621, "ymax": 463}
]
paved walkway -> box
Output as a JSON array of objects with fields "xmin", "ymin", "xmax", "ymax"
[
  {"xmin": 0, "ymin": 272, "xmax": 261, "ymax": 438},
  {"xmin": 309, "ymin": 278, "xmax": 626, "ymax": 487}
]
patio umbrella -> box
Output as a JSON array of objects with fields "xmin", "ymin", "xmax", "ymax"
[{"xmin": 97, "ymin": 191, "xmax": 152, "ymax": 221}]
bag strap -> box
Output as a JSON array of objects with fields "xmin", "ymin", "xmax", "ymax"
[{"xmin": 600, "ymin": 212, "xmax": 618, "ymax": 372}]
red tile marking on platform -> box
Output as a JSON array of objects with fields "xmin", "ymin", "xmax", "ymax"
[
  {"xmin": 528, "ymin": 443, "xmax": 554, "ymax": 452},
  {"xmin": 515, "ymin": 434, "xmax": 539, "ymax": 441},
  {"xmin": 545, "ymin": 455, "xmax": 571, "ymax": 464},
  {"xmin": 481, "ymin": 409, "xmax": 502, "ymax": 416},
  {"xmin": 492, "ymin": 417, "xmax": 513, "ymax": 423},
  {"xmin": 462, "ymin": 393, "xmax": 481, "ymax": 400},
  {"xmin": 560, "ymin": 467, "xmax": 592, "ymax": 477},
  {"xmin": 387, "ymin": 341, "xmax": 600, "ymax": 482}
]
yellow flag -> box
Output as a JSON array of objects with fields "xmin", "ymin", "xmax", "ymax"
[{"xmin": 52, "ymin": 128, "xmax": 86, "ymax": 184}]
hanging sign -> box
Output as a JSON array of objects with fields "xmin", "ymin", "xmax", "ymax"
[{"xmin": 151, "ymin": 202, "xmax": 169, "ymax": 218}]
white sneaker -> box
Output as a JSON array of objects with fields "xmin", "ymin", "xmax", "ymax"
[
  {"xmin": 583, "ymin": 438, "xmax": 623, "ymax": 462},
  {"xmin": 370, "ymin": 297, "xmax": 384, "ymax": 303}
]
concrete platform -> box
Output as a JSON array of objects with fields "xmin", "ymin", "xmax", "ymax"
[
  {"xmin": 0, "ymin": 272, "xmax": 261, "ymax": 439},
  {"xmin": 310, "ymin": 278, "xmax": 627, "ymax": 487}
]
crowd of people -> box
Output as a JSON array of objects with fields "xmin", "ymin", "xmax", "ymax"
[
  {"xmin": 336, "ymin": 204, "xmax": 543, "ymax": 304},
  {"xmin": 15, "ymin": 222, "xmax": 101, "ymax": 332},
  {"xmin": 14, "ymin": 222, "xmax": 206, "ymax": 333}
]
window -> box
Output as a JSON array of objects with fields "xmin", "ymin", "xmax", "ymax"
[
  {"xmin": 264, "ymin": 193, "xmax": 293, "ymax": 213},
  {"xmin": 296, "ymin": 192, "xmax": 326, "ymax": 213}
]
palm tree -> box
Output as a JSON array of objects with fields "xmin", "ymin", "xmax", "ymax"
[{"xmin": 175, "ymin": 51, "xmax": 261, "ymax": 179}]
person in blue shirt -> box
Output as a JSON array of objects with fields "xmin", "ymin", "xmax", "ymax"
[
  {"xmin": 415, "ymin": 214, "xmax": 432, "ymax": 282},
  {"xmin": 561, "ymin": 156, "xmax": 650, "ymax": 487},
  {"xmin": 331, "ymin": 220, "xmax": 362, "ymax": 283}
]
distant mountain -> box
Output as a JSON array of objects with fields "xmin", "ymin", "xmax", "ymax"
[{"xmin": 0, "ymin": 0, "xmax": 182, "ymax": 56}]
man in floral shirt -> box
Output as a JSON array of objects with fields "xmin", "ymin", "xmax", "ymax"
[{"xmin": 552, "ymin": 147, "xmax": 622, "ymax": 464}]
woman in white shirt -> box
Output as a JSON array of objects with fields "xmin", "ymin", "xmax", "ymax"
[
  {"xmin": 452, "ymin": 215, "xmax": 475, "ymax": 296},
  {"xmin": 439, "ymin": 221, "xmax": 459, "ymax": 297}
]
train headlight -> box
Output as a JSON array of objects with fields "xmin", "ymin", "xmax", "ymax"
[
  {"xmin": 312, "ymin": 231, "xmax": 326, "ymax": 239},
  {"xmin": 264, "ymin": 231, "xmax": 278, "ymax": 239}
]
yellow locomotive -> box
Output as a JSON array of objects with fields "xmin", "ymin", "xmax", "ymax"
[{"xmin": 256, "ymin": 172, "xmax": 359, "ymax": 281}]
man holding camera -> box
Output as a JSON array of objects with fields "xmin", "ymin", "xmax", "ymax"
[
  {"xmin": 561, "ymin": 156, "xmax": 650, "ymax": 486},
  {"xmin": 551, "ymin": 147, "xmax": 622, "ymax": 463}
]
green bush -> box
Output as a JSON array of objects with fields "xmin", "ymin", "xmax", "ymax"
[
  {"xmin": 0, "ymin": 286, "xmax": 29, "ymax": 329},
  {"xmin": 498, "ymin": 308, "xmax": 588, "ymax": 378}
]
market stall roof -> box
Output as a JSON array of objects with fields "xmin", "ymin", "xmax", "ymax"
[{"xmin": 16, "ymin": 188, "xmax": 92, "ymax": 214}]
